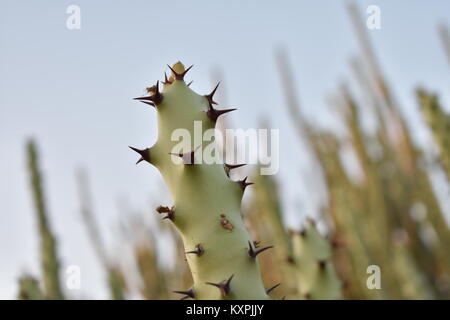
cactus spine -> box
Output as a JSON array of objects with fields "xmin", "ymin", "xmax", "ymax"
[{"xmin": 130, "ymin": 62, "xmax": 270, "ymax": 300}]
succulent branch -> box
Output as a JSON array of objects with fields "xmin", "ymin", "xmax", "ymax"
[{"xmin": 130, "ymin": 62, "xmax": 269, "ymax": 300}]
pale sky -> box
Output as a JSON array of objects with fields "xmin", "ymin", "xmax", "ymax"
[{"xmin": 1, "ymin": 0, "xmax": 450, "ymax": 299}]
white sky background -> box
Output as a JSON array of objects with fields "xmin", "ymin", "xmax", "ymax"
[{"xmin": 1, "ymin": 0, "xmax": 450, "ymax": 299}]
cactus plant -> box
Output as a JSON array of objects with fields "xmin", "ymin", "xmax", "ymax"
[
  {"xmin": 26, "ymin": 140, "xmax": 64, "ymax": 300},
  {"xmin": 130, "ymin": 62, "xmax": 271, "ymax": 300}
]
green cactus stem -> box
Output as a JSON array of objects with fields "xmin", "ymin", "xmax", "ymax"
[
  {"xmin": 26, "ymin": 140, "xmax": 64, "ymax": 300},
  {"xmin": 130, "ymin": 62, "xmax": 270, "ymax": 300}
]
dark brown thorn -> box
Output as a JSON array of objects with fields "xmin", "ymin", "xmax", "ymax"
[
  {"xmin": 206, "ymin": 107, "xmax": 237, "ymax": 123},
  {"xmin": 173, "ymin": 288, "xmax": 195, "ymax": 300},
  {"xmin": 253, "ymin": 240, "xmax": 261, "ymax": 248},
  {"xmin": 186, "ymin": 244, "xmax": 204, "ymax": 256},
  {"xmin": 247, "ymin": 241, "xmax": 273, "ymax": 259},
  {"xmin": 225, "ymin": 163, "xmax": 246, "ymax": 170},
  {"xmin": 167, "ymin": 64, "xmax": 193, "ymax": 81},
  {"xmin": 129, "ymin": 146, "xmax": 151, "ymax": 164},
  {"xmin": 266, "ymin": 283, "xmax": 281, "ymax": 295},
  {"xmin": 139, "ymin": 100, "xmax": 155, "ymax": 108},
  {"xmin": 187, "ymin": 80, "xmax": 193, "ymax": 87},
  {"xmin": 152, "ymin": 80, "xmax": 163, "ymax": 104},
  {"xmin": 205, "ymin": 274, "xmax": 234, "ymax": 297},
  {"xmin": 155, "ymin": 205, "xmax": 175, "ymax": 221},
  {"xmin": 169, "ymin": 146, "xmax": 199, "ymax": 165},
  {"xmin": 133, "ymin": 96, "xmax": 154, "ymax": 101},
  {"xmin": 318, "ymin": 260, "xmax": 327, "ymax": 270},
  {"xmin": 134, "ymin": 81, "xmax": 163, "ymax": 105},
  {"xmin": 238, "ymin": 177, "xmax": 254, "ymax": 191},
  {"xmin": 163, "ymin": 72, "xmax": 172, "ymax": 85},
  {"xmin": 224, "ymin": 163, "xmax": 246, "ymax": 177},
  {"xmin": 204, "ymin": 82, "xmax": 220, "ymax": 106}
]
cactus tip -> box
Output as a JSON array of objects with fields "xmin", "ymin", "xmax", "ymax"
[{"xmin": 167, "ymin": 63, "xmax": 193, "ymax": 81}]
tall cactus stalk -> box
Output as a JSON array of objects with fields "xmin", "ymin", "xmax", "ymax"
[
  {"xmin": 130, "ymin": 62, "xmax": 270, "ymax": 300},
  {"xmin": 26, "ymin": 140, "xmax": 64, "ymax": 300}
]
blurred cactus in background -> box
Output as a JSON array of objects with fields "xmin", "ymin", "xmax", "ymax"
[
  {"xmin": 76, "ymin": 169, "xmax": 128, "ymax": 299},
  {"xmin": 22, "ymin": 140, "xmax": 64, "ymax": 300},
  {"xmin": 290, "ymin": 221, "xmax": 342, "ymax": 300},
  {"xmin": 417, "ymin": 89, "xmax": 450, "ymax": 182},
  {"xmin": 16, "ymin": 4, "xmax": 450, "ymax": 300},
  {"xmin": 17, "ymin": 275, "xmax": 43, "ymax": 300}
]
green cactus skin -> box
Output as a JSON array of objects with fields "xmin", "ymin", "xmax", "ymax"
[
  {"xmin": 130, "ymin": 62, "xmax": 269, "ymax": 300},
  {"xmin": 26, "ymin": 140, "xmax": 64, "ymax": 300},
  {"xmin": 290, "ymin": 220, "xmax": 342, "ymax": 300}
]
